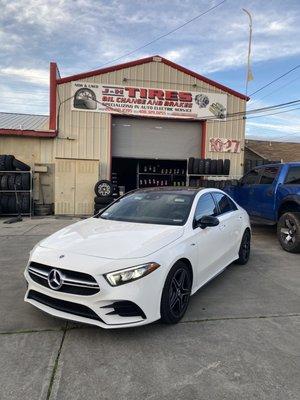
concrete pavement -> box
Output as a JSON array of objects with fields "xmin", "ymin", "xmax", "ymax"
[{"xmin": 0, "ymin": 218, "xmax": 299, "ymax": 399}]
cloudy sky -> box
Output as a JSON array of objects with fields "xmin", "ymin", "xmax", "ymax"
[{"xmin": 0, "ymin": 0, "xmax": 300, "ymax": 142}]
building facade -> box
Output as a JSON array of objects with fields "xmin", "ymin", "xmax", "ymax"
[{"xmin": 0, "ymin": 55, "xmax": 248, "ymax": 215}]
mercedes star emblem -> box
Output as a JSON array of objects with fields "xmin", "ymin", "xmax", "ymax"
[{"xmin": 48, "ymin": 269, "xmax": 63, "ymax": 290}]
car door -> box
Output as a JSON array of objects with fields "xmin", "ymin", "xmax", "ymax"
[
  {"xmin": 212, "ymin": 192, "xmax": 242, "ymax": 264},
  {"xmin": 192, "ymin": 192, "xmax": 225, "ymax": 286},
  {"xmin": 236, "ymin": 168, "xmax": 261, "ymax": 215},
  {"xmin": 256, "ymin": 165, "xmax": 280, "ymax": 220}
]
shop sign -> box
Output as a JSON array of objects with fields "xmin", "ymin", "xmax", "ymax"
[
  {"xmin": 71, "ymin": 82, "xmax": 227, "ymax": 120},
  {"xmin": 209, "ymin": 138, "xmax": 241, "ymax": 153}
]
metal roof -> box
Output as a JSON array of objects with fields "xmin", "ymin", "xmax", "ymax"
[{"xmin": 0, "ymin": 112, "xmax": 49, "ymax": 131}]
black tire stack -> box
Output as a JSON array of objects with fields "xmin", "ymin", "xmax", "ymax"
[
  {"xmin": 188, "ymin": 157, "xmax": 230, "ymax": 176},
  {"xmin": 0, "ymin": 155, "xmax": 31, "ymax": 215},
  {"xmin": 94, "ymin": 180, "xmax": 118, "ymax": 215}
]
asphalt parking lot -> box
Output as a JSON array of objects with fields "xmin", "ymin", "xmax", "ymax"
[{"xmin": 0, "ymin": 217, "xmax": 299, "ymax": 400}]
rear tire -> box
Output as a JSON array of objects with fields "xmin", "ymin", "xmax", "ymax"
[
  {"xmin": 235, "ymin": 229, "xmax": 251, "ymax": 265},
  {"xmin": 277, "ymin": 212, "xmax": 300, "ymax": 253},
  {"xmin": 160, "ymin": 262, "xmax": 192, "ymax": 324}
]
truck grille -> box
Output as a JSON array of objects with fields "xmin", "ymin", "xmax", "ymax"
[{"xmin": 28, "ymin": 262, "xmax": 100, "ymax": 296}]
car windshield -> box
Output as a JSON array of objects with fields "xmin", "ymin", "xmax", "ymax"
[{"xmin": 97, "ymin": 191, "xmax": 195, "ymax": 226}]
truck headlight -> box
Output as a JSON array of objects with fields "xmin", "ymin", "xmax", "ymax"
[{"xmin": 105, "ymin": 263, "xmax": 160, "ymax": 286}]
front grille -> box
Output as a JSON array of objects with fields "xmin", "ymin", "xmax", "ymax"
[
  {"xmin": 102, "ymin": 301, "xmax": 146, "ymax": 319},
  {"xmin": 28, "ymin": 262, "xmax": 100, "ymax": 296},
  {"xmin": 28, "ymin": 290, "xmax": 103, "ymax": 322}
]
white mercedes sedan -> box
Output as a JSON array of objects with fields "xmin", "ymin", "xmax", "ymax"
[{"xmin": 24, "ymin": 187, "xmax": 251, "ymax": 328}]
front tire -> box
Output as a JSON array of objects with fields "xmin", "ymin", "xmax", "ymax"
[
  {"xmin": 277, "ymin": 212, "xmax": 300, "ymax": 253},
  {"xmin": 160, "ymin": 262, "xmax": 192, "ymax": 324}
]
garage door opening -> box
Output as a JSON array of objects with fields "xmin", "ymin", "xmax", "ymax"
[
  {"xmin": 111, "ymin": 116, "xmax": 202, "ymax": 192},
  {"xmin": 112, "ymin": 157, "xmax": 187, "ymax": 192}
]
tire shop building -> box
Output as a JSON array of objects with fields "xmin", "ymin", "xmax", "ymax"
[{"xmin": 0, "ymin": 55, "xmax": 248, "ymax": 216}]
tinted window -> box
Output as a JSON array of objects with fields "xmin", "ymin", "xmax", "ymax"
[
  {"xmin": 241, "ymin": 169, "xmax": 260, "ymax": 185},
  {"xmin": 285, "ymin": 166, "xmax": 300, "ymax": 185},
  {"xmin": 213, "ymin": 193, "xmax": 237, "ymax": 214},
  {"xmin": 98, "ymin": 191, "xmax": 194, "ymax": 225},
  {"xmin": 194, "ymin": 193, "xmax": 218, "ymax": 220},
  {"xmin": 259, "ymin": 166, "xmax": 279, "ymax": 184}
]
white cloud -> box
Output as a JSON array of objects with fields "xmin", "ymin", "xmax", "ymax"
[{"xmin": 0, "ymin": 67, "xmax": 49, "ymax": 85}]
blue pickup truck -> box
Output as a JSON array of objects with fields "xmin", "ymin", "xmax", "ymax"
[{"xmin": 225, "ymin": 162, "xmax": 300, "ymax": 253}]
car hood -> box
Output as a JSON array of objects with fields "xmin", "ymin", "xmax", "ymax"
[{"xmin": 39, "ymin": 217, "xmax": 184, "ymax": 259}]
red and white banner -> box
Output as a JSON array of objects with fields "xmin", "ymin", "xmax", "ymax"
[
  {"xmin": 209, "ymin": 138, "xmax": 241, "ymax": 153},
  {"xmin": 71, "ymin": 82, "xmax": 227, "ymax": 120}
]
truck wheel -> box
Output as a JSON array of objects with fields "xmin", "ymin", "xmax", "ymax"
[{"xmin": 277, "ymin": 212, "xmax": 300, "ymax": 253}]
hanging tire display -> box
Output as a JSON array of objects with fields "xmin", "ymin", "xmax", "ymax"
[
  {"xmin": 198, "ymin": 159, "xmax": 205, "ymax": 174},
  {"xmin": 1, "ymin": 175, "xmax": 9, "ymax": 190},
  {"xmin": 21, "ymin": 173, "xmax": 30, "ymax": 190},
  {"xmin": 204, "ymin": 159, "xmax": 211, "ymax": 175},
  {"xmin": 216, "ymin": 159, "xmax": 223, "ymax": 175},
  {"xmin": 94, "ymin": 180, "xmax": 113, "ymax": 197},
  {"xmin": 20, "ymin": 195, "xmax": 30, "ymax": 213},
  {"xmin": 223, "ymin": 159, "xmax": 230, "ymax": 175},
  {"xmin": 187, "ymin": 158, "xmax": 194, "ymax": 174},
  {"xmin": 210, "ymin": 159, "xmax": 217, "ymax": 175},
  {"xmin": 14, "ymin": 174, "xmax": 22, "ymax": 190},
  {"xmin": 8, "ymin": 196, "xmax": 16, "ymax": 213},
  {"xmin": 8, "ymin": 174, "xmax": 15, "ymax": 190},
  {"xmin": 1, "ymin": 195, "xmax": 9, "ymax": 213},
  {"xmin": 193, "ymin": 159, "xmax": 200, "ymax": 174}
]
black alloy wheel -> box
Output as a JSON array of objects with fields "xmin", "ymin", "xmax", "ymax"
[
  {"xmin": 235, "ymin": 229, "xmax": 251, "ymax": 265},
  {"xmin": 277, "ymin": 212, "xmax": 300, "ymax": 253},
  {"xmin": 161, "ymin": 262, "xmax": 192, "ymax": 324}
]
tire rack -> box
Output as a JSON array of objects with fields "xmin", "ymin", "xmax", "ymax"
[
  {"xmin": 137, "ymin": 160, "xmax": 187, "ymax": 189},
  {"xmin": 0, "ymin": 170, "xmax": 33, "ymax": 217},
  {"xmin": 186, "ymin": 159, "xmax": 241, "ymax": 186}
]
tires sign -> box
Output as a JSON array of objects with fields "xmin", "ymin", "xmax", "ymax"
[
  {"xmin": 71, "ymin": 82, "xmax": 227, "ymax": 120},
  {"xmin": 209, "ymin": 138, "xmax": 241, "ymax": 153}
]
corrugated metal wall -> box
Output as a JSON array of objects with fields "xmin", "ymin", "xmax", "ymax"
[{"xmin": 57, "ymin": 59, "xmax": 246, "ymax": 178}]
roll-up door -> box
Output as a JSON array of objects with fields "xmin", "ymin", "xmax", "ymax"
[{"xmin": 112, "ymin": 117, "xmax": 201, "ymax": 159}]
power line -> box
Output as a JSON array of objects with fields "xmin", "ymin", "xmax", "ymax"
[
  {"xmin": 92, "ymin": 0, "xmax": 227, "ymax": 69},
  {"xmin": 249, "ymin": 64, "xmax": 300, "ymax": 97},
  {"xmin": 251, "ymin": 75, "xmax": 300, "ymax": 104}
]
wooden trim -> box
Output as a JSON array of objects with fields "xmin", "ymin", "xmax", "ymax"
[{"xmin": 0, "ymin": 129, "xmax": 57, "ymax": 138}]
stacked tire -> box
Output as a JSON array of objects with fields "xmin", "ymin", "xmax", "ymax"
[
  {"xmin": 94, "ymin": 180, "xmax": 117, "ymax": 214},
  {"xmin": 0, "ymin": 154, "xmax": 31, "ymax": 215},
  {"xmin": 188, "ymin": 157, "xmax": 230, "ymax": 175}
]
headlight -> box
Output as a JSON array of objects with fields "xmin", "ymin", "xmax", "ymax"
[{"xmin": 104, "ymin": 262, "xmax": 160, "ymax": 286}]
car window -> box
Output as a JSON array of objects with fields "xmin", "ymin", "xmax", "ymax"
[
  {"xmin": 213, "ymin": 192, "xmax": 237, "ymax": 215},
  {"xmin": 259, "ymin": 166, "xmax": 280, "ymax": 184},
  {"xmin": 194, "ymin": 193, "xmax": 218, "ymax": 220},
  {"xmin": 241, "ymin": 169, "xmax": 260, "ymax": 185},
  {"xmin": 284, "ymin": 166, "xmax": 300, "ymax": 185}
]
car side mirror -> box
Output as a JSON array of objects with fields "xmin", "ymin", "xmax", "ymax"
[{"xmin": 194, "ymin": 215, "xmax": 220, "ymax": 229}]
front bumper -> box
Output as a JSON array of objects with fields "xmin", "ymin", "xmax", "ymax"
[{"xmin": 24, "ymin": 264, "xmax": 162, "ymax": 329}]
